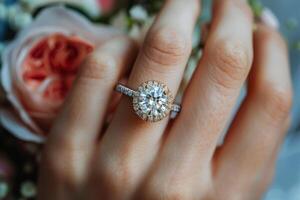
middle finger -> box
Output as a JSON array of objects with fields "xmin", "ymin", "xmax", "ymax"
[{"xmin": 142, "ymin": 0, "xmax": 254, "ymax": 195}]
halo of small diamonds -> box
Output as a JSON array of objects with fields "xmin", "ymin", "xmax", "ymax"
[{"xmin": 133, "ymin": 81, "xmax": 173, "ymax": 122}]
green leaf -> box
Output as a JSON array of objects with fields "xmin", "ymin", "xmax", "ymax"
[{"xmin": 248, "ymin": 0, "xmax": 263, "ymax": 17}]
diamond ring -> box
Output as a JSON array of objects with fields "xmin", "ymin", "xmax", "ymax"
[{"xmin": 115, "ymin": 81, "xmax": 181, "ymax": 122}]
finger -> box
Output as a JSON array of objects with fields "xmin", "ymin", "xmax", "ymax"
[
  {"xmin": 254, "ymin": 117, "xmax": 291, "ymax": 199},
  {"xmin": 214, "ymin": 24, "xmax": 292, "ymax": 196},
  {"xmin": 39, "ymin": 37, "xmax": 137, "ymax": 193},
  {"xmin": 51, "ymin": 37, "xmax": 137, "ymax": 145},
  {"xmin": 97, "ymin": 0, "xmax": 200, "ymax": 197},
  {"xmin": 240, "ymin": 117, "xmax": 291, "ymax": 200},
  {"xmin": 139, "ymin": 0, "xmax": 254, "ymax": 196}
]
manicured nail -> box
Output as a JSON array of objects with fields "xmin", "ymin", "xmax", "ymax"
[{"xmin": 260, "ymin": 8, "xmax": 280, "ymax": 30}]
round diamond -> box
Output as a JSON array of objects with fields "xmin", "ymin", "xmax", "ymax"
[{"xmin": 133, "ymin": 81, "xmax": 172, "ymax": 122}]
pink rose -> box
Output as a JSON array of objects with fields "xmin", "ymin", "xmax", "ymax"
[{"xmin": 1, "ymin": 7, "xmax": 120, "ymax": 143}]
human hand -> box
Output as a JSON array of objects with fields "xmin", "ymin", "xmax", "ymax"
[{"xmin": 38, "ymin": 0, "xmax": 292, "ymax": 199}]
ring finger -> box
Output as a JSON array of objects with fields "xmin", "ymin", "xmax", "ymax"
[{"xmin": 97, "ymin": 0, "xmax": 200, "ymax": 197}]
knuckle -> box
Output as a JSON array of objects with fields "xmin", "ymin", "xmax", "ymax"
[
  {"xmin": 257, "ymin": 25, "xmax": 288, "ymax": 50},
  {"xmin": 144, "ymin": 27, "xmax": 191, "ymax": 66},
  {"xmin": 81, "ymin": 53, "xmax": 118, "ymax": 81},
  {"xmin": 257, "ymin": 84, "xmax": 293, "ymax": 121},
  {"xmin": 207, "ymin": 40, "xmax": 251, "ymax": 90},
  {"xmin": 221, "ymin": 0, "xmax": 253, "ymax": 19}
]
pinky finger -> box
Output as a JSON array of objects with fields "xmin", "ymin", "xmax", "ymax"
[
  {"xmin": 255, "ymin": 116, "xmax": 291, "ymax": 198},
  {"xmin": 213, "ymin": 24, "xmax": 293, "ymax": 196}
]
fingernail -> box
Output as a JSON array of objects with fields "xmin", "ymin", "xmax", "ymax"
[{"xmin": 259, "ymin": 8, "xmax": 280, "ymax": 30}]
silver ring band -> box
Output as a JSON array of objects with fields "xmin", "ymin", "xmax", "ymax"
[{"xmin": 115, "ymin": 84, "xmax": 137, "ymax": 98}]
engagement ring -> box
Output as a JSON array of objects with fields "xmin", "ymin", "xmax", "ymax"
[{"xmin": 116, "ymin": 81, "xmax": 181, "ymax": 122}]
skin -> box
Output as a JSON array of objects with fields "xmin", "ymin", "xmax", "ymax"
[{"xmin": 38, "ymin": 0, "xmax": 293, "ymax": 199}]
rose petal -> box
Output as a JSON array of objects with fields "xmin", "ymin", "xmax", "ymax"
[
  {"xmin": 0, "ymin": 108, "xmax": 44, "ymax": 143},
  {"xmin": 21, "ymin": 34, "xmax": 94, "ymax": 105},
  {"xmin": 1, "ymin": 7, "xmax": 122, "ymax": 142},
  {"xmin": 21, "ymin": 6, "xmax": 121, "ymax": 45}
]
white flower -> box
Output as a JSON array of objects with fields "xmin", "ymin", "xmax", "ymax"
[
  {"xmin": 129, "ymin": 5, "xmax": 148, "ymax": 22},
  {"xmin": 7, "ymin": 4, "xmax": 22, "ymax": 26},
  {"xmin": 9, "ymin": 11, "xmax": 33, "ymax": 30}
]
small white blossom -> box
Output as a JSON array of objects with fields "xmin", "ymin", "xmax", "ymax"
[
  {"xmin": 7, "ymin": 4, "xmax": 32, "ymax": 30},
  {"xmin": 130, "ymin": 5, "xmax": 148, "ymax": 22},
  {"xmin": 10, "ymin": 12, "xmax": 33, "ymax": 30},
  {"xmin": 7, "ymin": 4, "xmax": 20, "ymax": 24},
  {"xmin": 20, "ymin": 181, "xmax": 37, "ymax": 198},
  {"xmin": 0, "ymin": 181, "xmax": 9, "ymax": 199}
]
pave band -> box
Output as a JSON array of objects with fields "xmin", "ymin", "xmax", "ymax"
[
  {"xmin": 115, "ymin": 81, "xmax": 181, "ymax": 122},
  {"xmin": 115, "ymin": 84, "xmax": 137, "ymax": 97}
]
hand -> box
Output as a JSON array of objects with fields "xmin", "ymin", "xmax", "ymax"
[{"xmin": 38, "ymin": 0, "xmax": 292, "ymax": 199}]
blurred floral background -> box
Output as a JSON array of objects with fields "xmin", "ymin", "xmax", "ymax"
[{"xmin": 0, "ymin": 0, "xmax": 299, "ymax": 199}]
